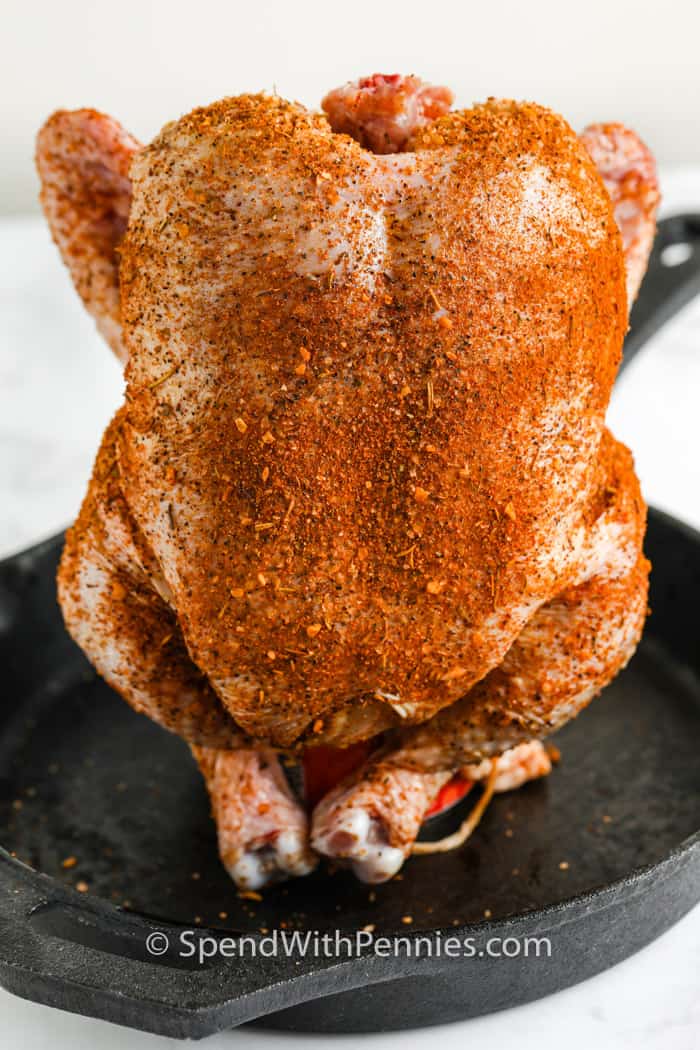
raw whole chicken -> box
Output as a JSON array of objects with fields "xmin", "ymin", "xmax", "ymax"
[{"xmin": 36, "ymin": 74, "xmax": 659, "ymax": 889}]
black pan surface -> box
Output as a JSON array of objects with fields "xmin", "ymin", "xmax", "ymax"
[{"xmin": 0, "ymin": 215, "xmax": 699, "ymax": 1038}]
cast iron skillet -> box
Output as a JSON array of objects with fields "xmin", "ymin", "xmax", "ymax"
[{"xmin": 0, "ymin": 216, "xmax": 699, "ymax": 1039}]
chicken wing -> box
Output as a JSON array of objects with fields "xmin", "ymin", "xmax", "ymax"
[{"xmin": 36, "ymin": 110, "xmax": 140, "ymax": 362}]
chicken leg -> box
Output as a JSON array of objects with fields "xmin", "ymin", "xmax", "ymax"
[
  {"xmin": 312, "ymin": 431, "xmax": 648, "ymax": 879},
  {"xmin": 59, "ymin": 411, "xmax": 316, "ymax": 886}
]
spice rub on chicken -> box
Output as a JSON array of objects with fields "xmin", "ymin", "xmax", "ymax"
[{"xmin": 38, "ymin": 73, "xmax": 659, "ymax": 888}]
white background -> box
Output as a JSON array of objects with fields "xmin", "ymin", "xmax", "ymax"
[
  {"xmin": 4, "ymin": 0, "xmax": 700, "ymax": 214},
  {"xmin": 1, "ymin": 1, "xmax": 699, "ymax": 1046}
]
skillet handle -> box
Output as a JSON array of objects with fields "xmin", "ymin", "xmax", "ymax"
[
  {"xmin": 622, "ymin": 213, "xmax": 700, "ymax": 370},
  {"xmin": 0, "ymin": 850, "xmax": 395, "ymax": 1039}
]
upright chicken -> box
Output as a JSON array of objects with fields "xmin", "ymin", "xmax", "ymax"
[{"xmin": 36, "ymin": 74, "xmax": 658, "ymax": 888}]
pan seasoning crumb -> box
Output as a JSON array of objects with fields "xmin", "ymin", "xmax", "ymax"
[{"xmin": 62, "ymin": 856, "xmax": 77, "ymax": 869}]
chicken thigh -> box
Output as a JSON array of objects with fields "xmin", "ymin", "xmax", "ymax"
[{"xmin": 38, "ymin": 75, "xmax": 658, "ymax": 888}]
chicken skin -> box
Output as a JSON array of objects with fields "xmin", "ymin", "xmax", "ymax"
[{"xmin": 37, "ymin": 74, "xmax": 658, "ymax": 887}]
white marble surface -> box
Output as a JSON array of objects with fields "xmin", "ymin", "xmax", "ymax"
[{"xmin": 1, "ymin": 170, "xmax": 699, "ymax": 1047}]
